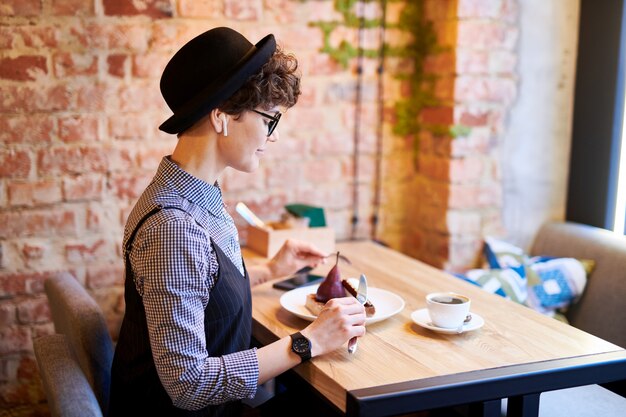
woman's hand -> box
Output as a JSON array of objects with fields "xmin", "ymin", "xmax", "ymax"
[
  {"xmin": 266, "ymin": 238, "xmax": 327, "ymax": 278},
  {"xmin": 301, "ymin": 297, "xmax": 366, "ymax": 357}
]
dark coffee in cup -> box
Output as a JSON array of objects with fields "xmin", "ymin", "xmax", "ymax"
[{"xmin": 432, "ymin": 296, "xmax": 466, "ymax": 305}]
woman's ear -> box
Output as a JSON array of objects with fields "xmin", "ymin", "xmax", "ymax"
[{"xmin": 209, "ymin": 109, "xmax": 228, "ymax": 136}]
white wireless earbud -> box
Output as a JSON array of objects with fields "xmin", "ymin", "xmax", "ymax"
[{"xmin": 221, "ymin": 115, "xmax": 228, "ymax": 137}]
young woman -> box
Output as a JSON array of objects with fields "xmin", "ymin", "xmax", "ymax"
[{"xmin": 109, "ymin": 27, "xmax": 366, "ymax": 416}]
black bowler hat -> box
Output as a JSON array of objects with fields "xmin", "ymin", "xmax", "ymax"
[{"xmin": 159, "ymin": 27, "xmax": 276, "ymax": 134}]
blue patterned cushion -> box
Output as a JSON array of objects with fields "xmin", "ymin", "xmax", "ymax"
[{"xmin": 455, "ymin": 237, "xmax": 591, "ymax": 318}]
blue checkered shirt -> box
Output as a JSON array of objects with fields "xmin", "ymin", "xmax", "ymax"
[{"xmin": 123, "ymin": 156, "xmax": 259, "ymax": 409}]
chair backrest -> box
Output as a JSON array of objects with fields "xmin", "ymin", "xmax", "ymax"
[
  {"xmin": 34, "ymin": 334, "xmax": 103, "ymax": 417},
  {"xmin": 44, "ymin": 273, "xmax": 114, "ymax": 416},
  {"xmin": 530, "ymin": 221, "xmax": 626, "ymax": 348}
]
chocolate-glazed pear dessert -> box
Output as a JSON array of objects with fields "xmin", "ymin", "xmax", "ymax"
[{"xmin": 305, "ymin": 252, "xmax": 346, "ymax": 315}]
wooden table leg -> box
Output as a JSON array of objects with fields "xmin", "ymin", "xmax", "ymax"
[{"xmin": 506, "ymin": 394, "xmax": 540, "ymax": 417}]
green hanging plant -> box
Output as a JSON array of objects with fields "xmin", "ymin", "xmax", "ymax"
[{"xmin": 309, "ymin": 0, "xmax": 469, "ymax": 165}]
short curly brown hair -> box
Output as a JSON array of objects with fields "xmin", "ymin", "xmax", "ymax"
[{"xmin": 218, "ymin": 45, "xmax": 301, "ymax": 115}]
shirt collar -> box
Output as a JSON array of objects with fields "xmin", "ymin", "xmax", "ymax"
[{"xmin": 154, "ymin": 156, "xmax": 224, "ymax": 216}]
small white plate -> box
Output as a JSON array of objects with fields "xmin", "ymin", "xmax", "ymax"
[
  {"xmin": 280, "ymin": 284, "xmax": 405, "ymax": 325},
  {"xmin": 410, "ymin": 308, "xmax": 484, "ymax": 334}
]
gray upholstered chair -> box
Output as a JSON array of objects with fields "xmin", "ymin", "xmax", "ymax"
[
  {"xmin": 530, "ymin": 221, "xmax": 626, "ymax": 348},
  {"xmin": 501, "ymin": 221, "xmax": 626, "ymax": 416},
  {"xmin": 40, "ymin": 272, "xmax": 114, "ymax": 416},
  {"xmin": 33, "ymin": 334, "xmax": 103, "ymax": 417}
]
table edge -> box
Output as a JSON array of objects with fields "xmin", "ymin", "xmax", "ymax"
[{"xmin": 347, "ymin": 349, "xmax": 626, "ymax": 417}]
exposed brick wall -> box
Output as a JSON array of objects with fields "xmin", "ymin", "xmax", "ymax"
[
  {"xmin": 380, "ymin": 0, "xmax": 518, "ymax": 270},
  {"xmin": 0, "ymin": 0, "xmax": 518, "ymax": 414}
]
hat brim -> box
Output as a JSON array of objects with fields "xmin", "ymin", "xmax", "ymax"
[{"xmin": 159, "ymin": 34, "xmax": 276, "ymax": 134}]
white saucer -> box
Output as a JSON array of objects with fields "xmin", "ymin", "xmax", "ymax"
[{"xmin": 410, "ymin": 308, "xmax": 484, "ymax": 334}]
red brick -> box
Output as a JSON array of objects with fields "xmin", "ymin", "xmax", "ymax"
[
  {"xmin": 424, "ymin": 52, "xmax": 456, "ymax": 74},
  {"xmin": 0, "ymin": 56, "xmax": 47, "ymax": 81},
  {"xmin": 224, "ymin": 0, "xmax": 262, "ymax": 20},
  {"xmin": 178, "ymin": 0, "xmax": 223, "ymax": 18},
  {"xmin": 424, "ymin": 0, "xmax": 457, "ymax": 20},
  {"xmin": 103, "ymin": 0, "xmax": 173, "ymax": 18},
  {"xmin": 86, "ymin": 264, "xmax": 124, "ymax": 289},
  {"xmin": 109, "ymin": 173, "xmax": 152, "ymax": 199},
  {"xmin": 65, "ymin": 239, "xmax": 109, "ymax": 263},
  {"xmin": 21, "ymin": 243, "xmax": 46, "ymax": 261},
  {"xmin": 16, "ymin": 297, "xmax": 50, "ymax": 324},
  {"xmin": 0, "ymin": 25, "xmax": 59, "ymax": 48},
  {"xmin": 107, "ymin": 147, "xmax": 135, "ymax": 172},
  {"xmin": 75, "ymin": 83, "xmax": 114, "ymax": 112},
  {"xmin": 432, "ymin": 20, "xmax": 458, "ymax": 49},
  {"xmin": 0, "ymin": 302, "xmax": 16, "ymax": 327},
  {"xmin": 117, "ymin": 84, "xmax": 162, "ymax": 112},
  {"xmin": 53, "ymin": 52, "xmax": 97, "ymax": 77},
  {"xmin": 0, "ymin": 326, "xmax": 31, "ymax": 354},
  {"xmin": 0, "ymin": 150, "xmax": 31, "ymax": 179},
  {"xmin": 132, "ymin": 52, "xmax": 168, "ymax": 78},
  {"xmin": 17, "ymin": 355, "xmax": 40, "ymax": 380},
  {"xmin": 265, "ymin": 0, "xmax": 301, "ymax": 24},
  {"xmin": 458, "ymin": 109, "xmax": 490, "ymax": 127},
  {"xmin": 0, "ymin": 85, "xmax": 71, "ymax": 113},
  {"xmin": 58, "ymin": 115, "xmax": 99, "ymax": 143},
  {"xmin": 418, "ymin": 154, "xmax": 450, "ymax": 181},
  {"xmin": 51, "ymin": 0, "xmax": 94, "ymax": 16},
  {"xmin": 0, "ymin": 0, "xmax": 41, "ymax": 16},
  {"xmin": 0, "ymin": 115, "xmax": 55, "ymax": 145},
  {"xmin": 0, "ymin": 209, "xmax": 77, "ymax": 239},
  {"xmin": 7, "ymin": 180, "xmax": 62, "ymax": 206},
  {"xmin": 421, "ymin": 106, "xmax": 454, "ymax": 125},
  {"xmin": 136, "ymin": 141, "xmax": 175, "ymax": 169},
  {"xmin": 108, "ymin": 113, "xmax": 155, "ymax": 139},
  {"xmin": 107, "ymin": 54, "xmax": 126, "ymax": 78},
  {"xmin": 38, "ymin": 146, "xmax": 108, "ymax": 175},
  {"xmin": 62, "ymin": 174, "xmax": 105, "ymax": 201}
]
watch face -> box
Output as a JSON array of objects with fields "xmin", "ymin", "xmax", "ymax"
[{"xmin": 293, "ymin": 337, "xmax": 310, "ymax": 354}]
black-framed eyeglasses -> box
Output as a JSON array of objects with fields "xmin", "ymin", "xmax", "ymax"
[{"xmin": 251, "ymin": 109, "xmax": 282, "ymax": 136}]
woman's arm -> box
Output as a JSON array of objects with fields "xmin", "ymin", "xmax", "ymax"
[
  {"xmin": 247, "ymin": 239, "xmax": 328, "ymax": 286},
  {"xmin": 256, "ymin": 297, "xmax": 366, "ymax": 384}
]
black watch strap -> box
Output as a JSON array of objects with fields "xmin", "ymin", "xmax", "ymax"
[{"xmin": 290, "ymin": 332, "xmax": 312, "ymax": 363}]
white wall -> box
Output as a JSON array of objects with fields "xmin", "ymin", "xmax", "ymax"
[{"xmin": 502, "ymin": 0, "xmax": 581, "ymax": 249}]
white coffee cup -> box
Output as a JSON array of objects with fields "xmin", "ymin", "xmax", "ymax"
[{"xmin": 426, "ymin": 292, "xmax": 471, "ymax": 329}]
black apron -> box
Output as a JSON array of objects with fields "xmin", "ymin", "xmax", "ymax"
[{"xmin": 110, "ymin": 206, "xmax": 252, "ymax": 417}]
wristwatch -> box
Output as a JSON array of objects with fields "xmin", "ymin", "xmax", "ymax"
[{"xmin": 290, "ymin": 332, "xmax": 312, "ymax": 363}]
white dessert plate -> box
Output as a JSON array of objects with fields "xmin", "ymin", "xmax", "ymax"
[
  {"xmin": 410, "ymin": 308, "xmax": 484, "ymax": 334},
  {"xmin": 280, "ymin": 284, "xmax": 405, "ymax": 325}
]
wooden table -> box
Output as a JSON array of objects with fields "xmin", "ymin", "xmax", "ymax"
[{"xmin": 246, "ymin": 240, "xmax": 626, "ymax": 417}]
